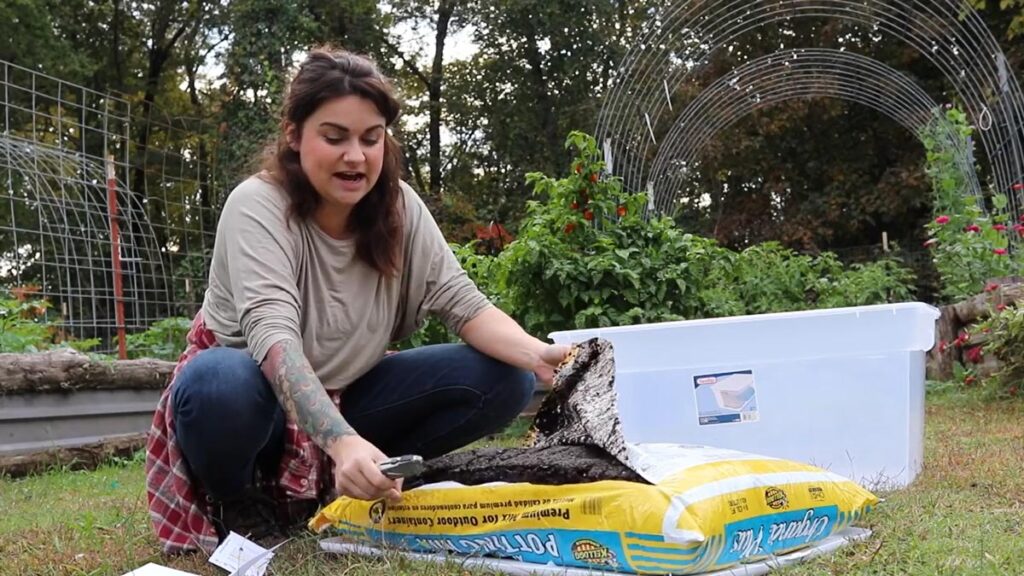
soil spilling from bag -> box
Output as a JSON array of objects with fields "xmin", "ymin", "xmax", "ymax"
[{"xmin": 406, "ymin": 338, "xmax": 644, "ymax": 488}]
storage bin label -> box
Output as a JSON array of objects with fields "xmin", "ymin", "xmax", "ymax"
[{"xmin": 694, "ymin": 370, "xmax": 759, "ymax": 425}]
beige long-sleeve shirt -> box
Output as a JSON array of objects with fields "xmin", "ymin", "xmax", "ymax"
[{"xmin": 201, "ymin": 174, "xmax": 492, "ymax": 390}]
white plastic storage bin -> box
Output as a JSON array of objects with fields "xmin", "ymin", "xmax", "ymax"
[{"xmin": 548, "ymin": 302, "xmax": 940, "ymax": 489}]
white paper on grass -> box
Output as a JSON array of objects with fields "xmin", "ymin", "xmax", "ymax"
[
  {"xmin": 319, "ymin": 527, "xmax": 871, "ymax": 576},
  {"xmin": 120, "ymin": 563, "xmax": 199, "ymax": 576},
  {"xmin": 208, "ymin": 531, "xmax": 289, "ymax": 576}
]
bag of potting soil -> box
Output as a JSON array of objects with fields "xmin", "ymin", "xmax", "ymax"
[
  {"xmin": 309, "ymin": 339, "xmax": 878, "ymax": 574},
  {"xmin": 309, "ymin": 442, "xmax": 877, "ymax": 575}
]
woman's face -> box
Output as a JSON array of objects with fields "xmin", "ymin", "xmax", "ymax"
[{"xmin": 290, "ymin": 95, "xmax": 386, "ymax": 221}]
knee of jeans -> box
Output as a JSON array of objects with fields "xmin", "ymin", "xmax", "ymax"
[
  {"xmin": 495, "ymin": 365, "xmax": 536, "ymax": 415},
  {"xmin": 172, "ymin": 347, "xmax": 268, "ymax": 417}
]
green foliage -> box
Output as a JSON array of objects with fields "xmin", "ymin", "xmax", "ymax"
[
  {"xmin": 125, "ymin": 317, "xmax": 191, "ymax": 361},
  {"xmin": 486, "ymin": 132, "xmax": 712, "ymax": 336},
  {"xmin": 0, "ymin": 292, "xmax": 52, "ymax": 353},
  {"xmin": 920, "ymin": 106, "xmax": 1021, "ymax": 301},
  {"xmin": 969, "ymin": 0, "xmax": 1024, "ymax": 39},
  {"xmin": 814, "ymin": 257, "xmax": 917, "ymax": 308},
  {"xmin": 0, "ymin": 291, "xmax": 102, "ymax": 353},
  {"xmin": 452, "ymin": 132, "xmax": 918, "ymax": 340},
  {"xmin": 705, "ymin": 244, "xmax": 916, "ymax": 316},
  {"xmin": 978, "ymin": 305, "xmax": 1024, "ymax": 398}
]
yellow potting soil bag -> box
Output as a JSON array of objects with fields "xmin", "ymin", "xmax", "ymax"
[{"xmin": 310, "ymin": 444, "xmax": 878, "ymax": 575}]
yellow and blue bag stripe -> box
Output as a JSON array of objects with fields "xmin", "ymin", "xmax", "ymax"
[{"xmin": 310, "ymin": 451, "xmax": 877, "ymax": 575}]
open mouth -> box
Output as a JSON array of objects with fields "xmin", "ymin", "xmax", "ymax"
[{"xmin": 334, "ymin": 171, "xmax": 365, "ymax": 183}]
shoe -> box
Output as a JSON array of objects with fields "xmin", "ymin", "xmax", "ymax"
[
  {"xmin": 206, "ymin": 486, "xmax": 283, "ymax": 544},
  {"xmin": 277, "ymin": 498, "xmax": 320, "ymax": 536}
]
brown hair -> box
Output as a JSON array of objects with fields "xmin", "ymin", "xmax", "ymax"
[{"xmin": 261, "ymin": 47, "xmax": 404, "ymax": 276}]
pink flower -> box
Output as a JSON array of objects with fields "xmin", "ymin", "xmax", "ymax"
[
  {"xmin": 1014, "ymin": 224, "xmax": 1024, "ymax": 237},
  {"xmin": 923, "ymin": 238, "xmax": 939, "ymax": 248},
  {"xmin": 985, "ymin": 282, "xmax": 1000, "ymax": 292},
  {"xmin": 994, "ymin": 248, "xmax": 1008, "ymax": 255},
  {"xmin": 935, "ymin": 215, "xmax": 951, "ymax": 224},
  {"xmin": 1014, "ymin": 183, "xmax": 1024, "ymax": 192},
  {"xmin": 994, "ymin": 224, "xmax": 1007, "ymax": 232},
  {"xmin": 965, "ymin": 346, "xmax": 984, "ymax": 364},
  {"xmin": 965, "ymin": 224, "xmax": 981, "ymax": 233},
  {"xmin": 997, "ymin": 303, "xmax": 1008, "ymax": 312}
]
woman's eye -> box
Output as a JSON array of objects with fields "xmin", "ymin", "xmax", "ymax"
[
  {"xmin": 362, "ymin": 138, "xmax": 379, "ymax": 146},
  {"xmin": 324, "ymin": 134, "xmax": 344, "ymax": 143}
]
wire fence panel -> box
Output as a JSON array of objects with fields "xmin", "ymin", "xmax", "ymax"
[{"xmin": 0, "ymin": 60, "xmax": 219, "ymax": 356}]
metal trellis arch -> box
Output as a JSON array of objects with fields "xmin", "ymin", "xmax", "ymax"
[
  {"xmin": 596, "ymin": 0, "xmax": 1024, "ymax": 217},
  {"xmin": 648, "ymin": 48, "xmax": 982, "ymax": 214}
]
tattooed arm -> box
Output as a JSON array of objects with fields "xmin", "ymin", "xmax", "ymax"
[{"xmin": 261, "ymin": 338, "xmax": 399, "ymax": 501}]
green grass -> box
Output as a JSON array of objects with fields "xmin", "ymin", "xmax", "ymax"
[{"xmin": 2, "ymin": 396, "xmax": 1022, "ymax": 575}]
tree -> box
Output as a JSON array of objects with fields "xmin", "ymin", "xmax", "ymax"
[{"xmin": 440, "ymin": 0, "xmax": 659, "ymax": 227}]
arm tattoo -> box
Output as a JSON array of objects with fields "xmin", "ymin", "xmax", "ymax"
[{"xmin": 262, "ymin": 339, "xmax": 355, "ymax": 450}]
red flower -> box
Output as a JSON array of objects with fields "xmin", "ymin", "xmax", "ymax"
[
  {"xmin": 564, "ymin": 222, "xmax": 575, "ymax": 234},
  {"xmin": 1019, "ymin": 213, "xmax": 1024, "ymax": 223},
  {"xmin": 583, "ymin": 210, "xmax": 594, "ymax": 221},
  {"xmin": 964, "ymin": 375, "xmax": 977, "ymax": 386},
  {"xmin": 965, "ymin": 346, "xmax": 983, "ymax": 364},
  {"xmin": 965, "ymin": 224, "xmax": 981, "ymax": 233},
  {"xmin": 1009, "ymin": 386, "xmax": 1019, "ymax": 396},
  {"xmin": 985, "ymin": 282, "xmax": 1000, "ymax": 292},
  {"xmin": 617, "ymin": 205, "xmax": 627, "ymax": 217},
  {"xmin": 939, "ymin": 340, "xmax": 949, "ymax": 353},
  {"xmin": 571, "ymin": 201, "xmax": 579, "ymax": 210},
  {"xmin": 1014, "ymin": 224, "xmax": 1024, "ymax": 237},
  {"xmin": 997, "ymin": 303, "xmax": 1008, "ymax": 312},
  {"xmin": 589, "ymin": 173, "xmax": 599, "ymax": 183},
  {"xmin": 1014, "ymin": 183, "xmax": 1024, "ymax": 191},
  {"xmin": 574, "ymin": 164, "xmax": 582, "ymax": 174},
  {"xmin": 994, "ymin": 224, "xmax": 1007, "ymax": 232},
  {"xmin": 935, "ymin": 215, "xmax": 951, "ymax": 224},
  {"xmin": 994, "ymin": 248, "xmax": 1008, "ymax": 255}
]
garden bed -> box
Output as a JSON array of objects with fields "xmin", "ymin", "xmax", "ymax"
[{"xmin": 0, "ymin": 349, "xmax": 174, "ymax": 477}]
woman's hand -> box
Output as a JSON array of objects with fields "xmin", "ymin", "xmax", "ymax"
[
  {"xmin": 532, "ymin": 343, "xmax": 572, "ymax": 386},
  {"xmin": 328, "ymin": 435, "xmax": 402, "ymax": 503}
]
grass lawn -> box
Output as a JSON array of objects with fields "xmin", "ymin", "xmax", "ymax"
[{"xmin": 1, "ymin": 388, "xmax": 1021, "ymax": 576}]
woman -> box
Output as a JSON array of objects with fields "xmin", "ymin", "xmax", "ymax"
[{"xmin": 144, "ymin": 47, "xmax": 570, "ymax": 555}]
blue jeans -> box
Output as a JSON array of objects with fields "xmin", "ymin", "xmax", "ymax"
[{"xmin": 171, "ymin": 344, "xmax": 535, "ymax": 500}]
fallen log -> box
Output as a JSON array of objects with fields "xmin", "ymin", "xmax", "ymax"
[
  {"xmin": 0, "ymin": 433, "xmax": 146, "ymax": 477},
  {"xmin": 949, "ymin": 277, "xmax": 1024, "ymax": 324},
  {"xmin": 0, "ymin": 348, "xmax": 175, "ymax": 393},
  {"xmin": 927, "ymin": 279, "xmax": 1024, "ymax": 381}
]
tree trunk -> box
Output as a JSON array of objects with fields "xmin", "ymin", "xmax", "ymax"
[
  {"xmin": 522, "ymin": 21, "xmax": 561, "ymax": 174},
  {"xmin": 929, "ymin": 304, "xmax": 958, "ymax": 380},
  {"xmin": 112, "ymin": 0, "xmax": 125, "ymax": 91},
  {"xmin": 428, "ymin": 0, "xmax": 456, "ymax": 200},
  {"xmin": 0, "ymin": 349, "xmax": 175, "ymax": 393}
]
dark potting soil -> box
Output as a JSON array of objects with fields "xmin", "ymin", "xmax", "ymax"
[{"xmin": 407, "ymin": 338, "xmax": 644, "ymax": 488}]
